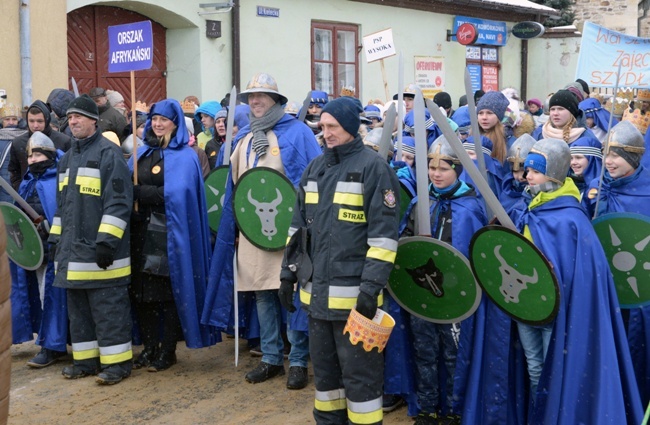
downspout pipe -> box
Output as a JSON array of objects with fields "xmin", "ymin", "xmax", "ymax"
[
  {"xmin": 232, "ymin": 0, "xmax": 241, "ymax": 90},
  {"xmin": 20, "ymin": 0, "xmax": 32, "ymax": 108}
]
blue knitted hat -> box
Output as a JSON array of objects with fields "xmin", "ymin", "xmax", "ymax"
[
  {"xmin": 476, "ymin": 91, "xmax": 510, "ymax": 121},
  {"xmin": 321, "ymin": 97, "xmax": 364, "ymax": 136},
  {"xmin": 525, "ymin": 152, "xmax": 547, "ymax": 175}
]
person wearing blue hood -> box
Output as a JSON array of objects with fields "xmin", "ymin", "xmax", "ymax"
[
  {"xmin": 364, "ymin": 104, "xmax": 382, "ymax": 129},
  {"xmin": 568, "ymin": 137, "xmax": 603, "ymax": 198},
  {"xmin": 194, "ymin": 100, "xmax": 222, "ymax": 150},
  {"xmin": 128, "ymin": 99, "xmax": 216, "ymax": 373},
  {"xmin": 12, "ymin": 132, "xmax": 69, "ymax": 368},
  {"xmin": 578, "ymin": 97, "xmax": 618, "ymax": 144},
  {"xmin": 202, "ymin": 73, "xmax": 321, "ymax": 390}
]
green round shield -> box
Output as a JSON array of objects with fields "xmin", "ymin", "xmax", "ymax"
[
  {"xmin": 388, "ymin": 236, "xmax": 482, "ymax": 323},
  {"xmin": 593, "ymin": 212, "xmax": 650, "ymax": 308},
  {"xmin": 0, "ymin": 202, "xmax": 43, "ymax": 270},
  {"xmin": 204, "ymin": 165, "xmax": 230, "ymax": 233},
  {"xmin": 398, "ymin": 182, "xmax": 414, "ymax": 221},
  {"xmin": 469, "ymin": 225, "xmax": 560, "ymax": 325},
  {"xmin": 233, "ymin": 167, "xmax": 296, "ymax": 251}
]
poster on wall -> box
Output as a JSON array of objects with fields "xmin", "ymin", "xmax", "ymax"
[
  {"xmin": 414, "ymin": 56, "xmax": 445, "ymax": 98},
  {"xmin": 467, "ymin": 64, "xmax": 482, "ymax": 93},
  {"xmin": 482, "ymin": 65, "xmax": 499, "ymax": 92}
]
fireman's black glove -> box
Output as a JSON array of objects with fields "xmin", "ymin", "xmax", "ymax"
[
  {"xmin": 278, "ymin": 280, "xmax": 296, "ymax": 313},
  {"xmin": 355, "ymin": 292, "xmax": 377, "ymax": 320},
  {"xmin": 95, "ymin": 243, "xmax": 115, "ymax": 270}
]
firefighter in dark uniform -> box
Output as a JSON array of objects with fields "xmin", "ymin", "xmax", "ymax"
[
  {"xmin": 280, "ymin": 97, "xmax": 400, "ymax": 424},
  {"xmin": 48, "ymin": 94, "xmax": 133, "ymax": 385}
]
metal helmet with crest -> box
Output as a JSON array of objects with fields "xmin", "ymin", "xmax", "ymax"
[
  {"xmin": 27, "ymin": 131, "xmax": 56, "ymax": 156},
  {"xmin": 507, "ymin": 134, "xmax": 536, "ymax": 172},
  {"xmin": 363, "ymin": 128, "xmax": 394, "ymax": 159},
  {"xmin": 428, "ymin": 135, "xmax": 460, "ymax": 167},
  {"xmin": 606, "ymin": 120, "xmax": 645, "ymax": 155},
  {"xmin": 527, "ymin": 138, "xmax": 571, "ymax": 184},
  {"xmin": 238, "ymin": 73, "xmax": 288, "ymax": 105}
]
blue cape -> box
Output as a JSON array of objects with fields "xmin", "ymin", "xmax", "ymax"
[
  {"xmin": 12, "ymin": 159, "xmax": 68, "ymax": 350},
  {"xmin": 202, "ymin": 114, "xmax": 322, "ymax": 332},
  {"xmin": 579, "ymin": 98, "xmax": 618, "ymax": 133},
  {"xmin": 514, "ymin": 195, "xmax": 642, "ymax": 424},
  {"xmin": 131, "ymin": 99, "xmax": 216, "ymax": 348},
  {"xmin": 582, "ymin": 166, "xmax": 650, "ymax": 407}
]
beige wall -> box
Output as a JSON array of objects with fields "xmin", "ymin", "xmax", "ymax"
[{"xmin": 0, "ymin": 0, "xmax": 68, "ymax": 109}]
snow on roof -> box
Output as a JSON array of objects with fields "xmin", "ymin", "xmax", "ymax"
[{"xmin": 476, "ymin": 0, "xmax": 560, "ymax": 16}]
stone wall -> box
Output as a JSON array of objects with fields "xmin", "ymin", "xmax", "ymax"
[{"xmin": 572, "ymin": 0, "xmax": 640, "ymax": 35}]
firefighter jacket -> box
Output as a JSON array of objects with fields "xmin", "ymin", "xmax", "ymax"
[
  {"xmin": 282, "ymin": 136, "xmax": 400, "ymax": 321},
  {"xmin": 49, "ymin": 128, "xmax": 133, "ymax": 289}
]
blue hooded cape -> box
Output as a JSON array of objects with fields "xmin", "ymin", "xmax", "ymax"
[
  {"xmin": 201, "ymin": 113, "xmax": 322, "ymax": 333},
  {"xmin": 579, "ymin": 98, "xmax": 618, "ymax": 134},
  {"xmin": 130, "ymin": 99, "xmax": 216, "ymax": 348},
  {"xmin": 514, "ymin": 189, "xmax": 642, "ymax": 424},
  {"xmin": 582, "ymin": 166, "xmax": 650, "ymax": 407},
  {"xmin": 12, "ymin": 153, "xmax": 68, "ymax": 350},
  {"xmin": 461, "ymin": 135, "xmax": 505, "ymax": 203},
  {"xmin": 568, "ymin": 136, "xmax": 602, "ymax": 195}
]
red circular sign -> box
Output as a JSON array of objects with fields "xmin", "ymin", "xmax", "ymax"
[
  {"xmin": 457, "ymin": 23, "xmax": 478, "ymax": 46},
  {"xmin": 435, "ymin": 76, "xmax": 442, "ymax": 87}
]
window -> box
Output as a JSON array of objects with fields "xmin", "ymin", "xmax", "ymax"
[
  {"xmin": 312, "ymin": 22, "xmax": 359, "ymax": 98},
  {"xmin": 465, "ymin": 46, "xmax": 500, "ymax": 92}
]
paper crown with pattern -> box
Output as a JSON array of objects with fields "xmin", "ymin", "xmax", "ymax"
[
  {"xmin": 344, "ymin": 307, "xmax": 395, "ymax": 353},
  {"xmin": 0, "ymin": 103, "xmax": 22, "ymax": 119},
  {"xmin": 134, "ymin": 101, "xmax": 149, "ymax": 114},
  {"xmin": 340, "ymin": 86, "xmax": 356, "ymax": 97},
  {"xmin": 622, "ymin": 107, "xmax": 650, "ymax": 135},
  {"xmin": 180, "ymin": 100, "xmax": 197, "ymax": 114}
]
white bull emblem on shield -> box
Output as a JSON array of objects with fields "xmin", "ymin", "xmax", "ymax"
[
  {"xmin": 248, "ymin": 188, "xmax": 283, "ymax": 238},
  {"xmin": 495, "ymin": 245, "xmax": 539, "ymax": 303}
]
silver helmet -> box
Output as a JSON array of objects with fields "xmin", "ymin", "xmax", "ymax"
[
  {"xmin": 428, "ymin": 135, "xmax": 460, "ymax": 167},
  {"xmin": 507, "ymin": 134, "xmax": 536, "ymax": 171},
  {"xmin": 238, "ymin": 73, "xmax": 288, "ymax": 105},
  {"xmin": 27, "ymin": 131, "xmax": 56, "ymax": 156},
  {"xmin": 363, "ymin": 128, "xmax": 394, "ymax": 159},
  {"xmin": 607, "ymin": 120, "xmax": 645, "ymax": 154},
  {"xmin": 526, "ymin": 138, "xmax": 571, "ymax": 184}
]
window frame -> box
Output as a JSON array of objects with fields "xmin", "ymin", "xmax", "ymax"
[{"xmin": 311, "ymin": 21, "xmax": 360, "ymax": 99}]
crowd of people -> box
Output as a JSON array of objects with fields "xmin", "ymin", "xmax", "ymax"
[{"xmin": 1, "ymin": 72, "xmax": 649, "ymax": 425}]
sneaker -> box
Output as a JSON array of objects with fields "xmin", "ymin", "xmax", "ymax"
[
  {"xmin": 414, "ymin": 412, "xmax": 440, "ymax": 425},
  {"xmin": 249, "ymin": 346, "xmax": 263, "ymax": 357},
  {"xmin": 147, "ymin": 351, "xmax": 177, "ymax": 372},
  {"xmin": 286, "ymin": 366, "xmax": 308, "ymax": 390},
  {"xmin": 382, "ymin": 394, "xmax": 405, "ymax": 413},
  {"xmin": 245, "ymin": 361, "xmax": 285, "ymax": 383},
  {"xmin": 96, "ymin": 364, "xmax": 131, "ymax": 385},
  {"xmin": 62, "ymin": 364, "xmax": 99, "ymax": 379},
  {"xmin": 439, "ymin": 414, "xmax": 462, "ymax": 425},
  {"xmin": 26, "ymin": 348, "xmax": 67, "ymax": 368}
]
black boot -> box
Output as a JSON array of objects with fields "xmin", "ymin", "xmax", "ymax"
[
  {"xmin": 133, "ymin": 346, "xmax": 158, "ymax": 370},
  {"xmin": 148, "ymin": 351, "xmax": 177, "ymax": 372}
]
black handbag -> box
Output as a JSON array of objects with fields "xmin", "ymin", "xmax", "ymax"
[{"xmin": 141, "ymin": 212, "xmax": 169, "ymax": 277}]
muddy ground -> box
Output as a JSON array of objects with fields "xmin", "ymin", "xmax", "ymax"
[{"xmin": 9, "ymin": 338, "xmax": 413, "ymax": 424}]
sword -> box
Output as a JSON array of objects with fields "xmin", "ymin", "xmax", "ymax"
[
  {"xmin": 378, "ymin": 103, "xmax": 396, "ymax": 160},
  {"xmin": 426, "ymin": 99, "xmax": 516, "ymax": 230},
  {"xmin": 396, "ymin": 53, "xmax": 404, "ymax": 161},
  {"xmin": 71, "ymin": 77, "xmax": 79, "ymax": 97},
  {"xmin": 233, "ymin": 250, "xmax": 239, "ymax": 367},
  {"xmin": 593, "ymin": 62, "xmax": 622, "ymax": 220},
  {"xmin": 413, "ymin": 87, "xmax": 431, "ymax": 236},
  {"xmin": 223, "ymin": 85, "xmax": 238, "ymax": 167},
  {"xmin": 464, "ymin": 68, "xmax": 493, "ymax": 219},
  {"xmin": 297, "ymin": 90, "xmax": 312, "ymax": 123}
]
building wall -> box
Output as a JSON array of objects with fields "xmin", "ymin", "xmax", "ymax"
[
  {"xmin": 0, "ymin": 0, "xmax": 68, "ymax": 108},
  {"xmin": 526, "ymin": 35, "xmax": 582, "ymax": 101},
  {"xmin": 573, "ymin": 0, "xmax": 637, "ymax": 34}
]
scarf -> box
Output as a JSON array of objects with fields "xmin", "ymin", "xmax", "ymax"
[
  {"xmin": 541, "ymin": 120, "xmax": 585, "ymax": 143},
  {"xmin": 249, "ymin": 102, "xmax": 285, "ymax": 157}
]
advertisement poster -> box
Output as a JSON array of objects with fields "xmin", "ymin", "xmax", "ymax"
[{"xmin": 414, "ymin": 56, "xmax": 445, "ymax": 98}]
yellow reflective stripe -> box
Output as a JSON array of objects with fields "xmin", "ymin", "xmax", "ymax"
[
  {"xmin": 305, "ymin": 192, "xmax": 319, "ymax": 204},
  {"xmin": 366, "ymin": 246, "xmax": 397, "ymax": 264},
  {"xmin": 68, "ymin": 265, "xmax": 131, "ymax": 281},
  {"xmin": 98, "ymin": 223, "xmax": 124, "ymax": 239},
  {"xmin": 300, "ymin": 285, "xmax": 312, "ymax": 305},
  {"xmin": 100, "ymin": 350, "xmax": 133, "ymax": 365},
  {"xmin": 76, "ymin": 176, "xmax": 101, "ymax": 196},
  {"xmin": 333, "ymin": 192, "xmax": 364, "ymax": 206},
  {"xmin": 338, "ymin": 208, "xmax": 366, "ymax": 223},
  {"xmin": 50, "ymin": 224, "xmax": 61, "ymax": 235},
  {"xmin": 72, "ymin": 341, "xmax": 100, "ymax": 360},
  {"xmin": 58, "ymin": 176, "xmax": 69, "ymax": 191},
  {"xmin": 347, "ymin": 407, "xmax": 382, "ymax": 424},
  {"xmin": 328, "ymin": 292, "xmax": 384, "ymax": 310},
  {"xmin": 315, "ymin": 389, "xmax": 347, "ymax": 412}
]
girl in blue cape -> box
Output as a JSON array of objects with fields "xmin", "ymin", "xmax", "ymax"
[
  {"xmin": 12, "ymin": 131, "xmax": 68, "ymax": 368},
  {"xmin": 532, "ymin": 90, "xmax": 599, "ymax": 147},
  {"xmin": 582, "ymin": 121, "xmax": 650, "ymax": 408},
  {"xmin": 460, "ymin": 135, "xmax": 505, "ymax": 205},
  {"xmin": 129, "ymin": 99, "xmax": 216, "ymax": 372},
  {"xmin": 578, "ymin": 97, "xmax": 618, "ymax": 144},
  {"xmin": 400, "ymin": 136, "xmax": 488, "ymax": 424},
  {"xmin": 516, "ymin": 137, "xmax": 642, "ymax": 424},
  {"xmin": 568, "ymin": 136, "xmax": 602, "ymax": 198}
]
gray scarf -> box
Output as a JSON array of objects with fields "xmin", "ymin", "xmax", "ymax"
[
  {"xmin": 527, "ymin": 181, "xmax": 562, "ymax": 197},
  {"xmin": 250, "ymin": 102, "xmax": 285, "ymax": 157}
]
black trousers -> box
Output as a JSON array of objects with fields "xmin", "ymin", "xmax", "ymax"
[
  {"xmin": 134, "ymin": 300, "xmax": 182, "ymax": 352},
  {"xmin": 309, "ymin": 317, "xmax": 384, "ymax": 425}
]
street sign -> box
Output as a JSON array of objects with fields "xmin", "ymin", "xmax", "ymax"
[
  {"xmin": 512, "ymin": 21, "xmax": 545, "ymax": 39},
  {"xmin": 363, "ymin": 28, "xmax": 396, "ymax": 63},
  {"xmin": 108, "ymin": 21, "xmax": 153, "ymax": 73}
]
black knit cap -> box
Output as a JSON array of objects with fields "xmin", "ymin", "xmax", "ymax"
[
  {"xmin": 321, "ymin": 96, "xmax": 364, "ymax": 137},
  {"xmin": 549, "ymin": 90, "xmax": 579, "ymax": 118},
  {"xmin": 66, "ymin": 94, "xmax": 99, "ymax": 121},
  {"xmin": 576, "ymin": 78, "xmax": 590, "ymax": 96}
]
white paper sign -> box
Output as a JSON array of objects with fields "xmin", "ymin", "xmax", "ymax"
[{"xmin": 363, "ymin": 28, "xmax": 396, "ymax": 63}]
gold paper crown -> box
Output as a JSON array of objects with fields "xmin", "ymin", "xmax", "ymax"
[
  {"xmin": 605, "ymin": 96, "xmax": 631, "ymax": 117},
  {"xmin": 180, "ymin": 100, "xmax": 197, "ymax": 114},
  {"xmin": 134, "ymin": 101, "xmax": 149, "ymax": 114},
  {"xmin": 0, "ymin": 103, "xmax": 22, "ymax": 119},
  {"xmin": 343, "ymin": 307, "xmax": 395, "ymax": 353},
  {"xmin": 340, "ymin": 86, "xmax": 356, "ymax": 97},
  {"xmin": 618, "ymin": 88, "xmax": 634, "ymax": 103},
  {"xmin": 589, "ymin": 92, "xmax": 605, "ymax": 105},
  {"xmin": 622, "ymin": 108, "xmax": 650, "ymax": 135},
  {"xmin": 637, "ymin": 89, "xmax": 650, "ymax": 102}
]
